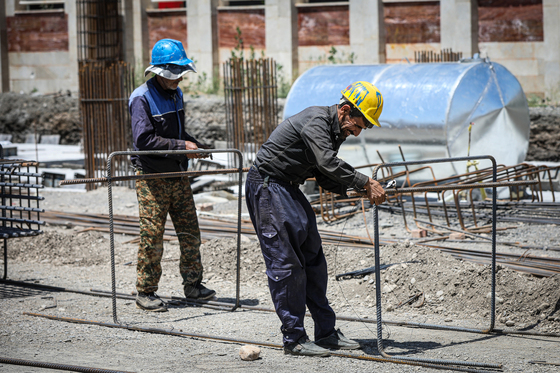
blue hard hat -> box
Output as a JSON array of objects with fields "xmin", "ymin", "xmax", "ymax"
[
  {"xmin": 145, "ymin": 39, "xmax": 197, "ymax": 79},
  {"xmin": 151, "ymin": 39, "xmax": 192, "ymax": 66}
]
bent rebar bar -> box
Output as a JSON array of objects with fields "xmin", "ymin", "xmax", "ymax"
[
  {"xmin": 371, "ymin": 155, "xmax": 502, "ymax": 368},
  {"xmin": 105, "ymin": 149, "xmax": 243, "ymax": 324}
]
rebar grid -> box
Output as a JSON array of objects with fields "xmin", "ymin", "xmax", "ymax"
[
  {"xmin": 223, "ymin": 58, "xmax": 279, "ymax": 170},
  {"xmin": 78, "ymin": 61, "xmax": 134, "ymax": 190},
  {"xmin": 0, "ymin": 158, "xmax": 44, "ymax": 279},
  {"xmin": 77, "ymin": 0, "xmax": 122, "ymax": 63}
]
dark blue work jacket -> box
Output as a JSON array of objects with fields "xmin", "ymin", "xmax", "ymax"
[{"xmin": 128, "ymin": 76, "xmax": 201, "ymax": 173}]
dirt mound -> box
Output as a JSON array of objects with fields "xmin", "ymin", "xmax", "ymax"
[
  {"xmin": 526, "ymin": 106, "xmax": 560, "ymax": 162},
  {"xmin": 7, "ymin": 229, "xmax": 112, "ymax": 266},
  {"xmin": 0, "ymin": 92, "xmax": 81, "ymax": 144},
  {"xmin": 8, "ymin": 229, "xmax": 559, "ymax": 333},
  {"xmin": 199, "ymin": 237, "xmax": 560, "ymax": 333},
  {"xmin": 2, "ymin": 92, "xmax": 558, "ymax": 163}
]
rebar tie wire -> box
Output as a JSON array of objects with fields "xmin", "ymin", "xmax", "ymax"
[{"xmin": 105, "ymin": 149, "xmax": 244, "ymax": 325}]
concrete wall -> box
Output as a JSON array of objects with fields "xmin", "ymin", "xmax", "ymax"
[
  {"xmin": 5, "ymin": 1, "xmax": 79, "ymax": 94},
  {"xmin": 2, "ymin": 0, "xmax": 559, "ymax": 103},
  {"xmin": 542, "ymin": 0, "xmax": 560, "ymax": 103}
]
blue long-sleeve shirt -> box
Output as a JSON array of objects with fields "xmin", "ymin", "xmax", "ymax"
[{"xmin": 128, "ymin": 76, "xmax": 201, "ymax": 173}]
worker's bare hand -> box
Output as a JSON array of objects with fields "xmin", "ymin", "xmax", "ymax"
[
  {"xmin": 364, "ymin": 178, "xmax": 386, "ymax": 206},
  {"xmin": 185, "ymin": 141, "xmax": 208, "ymax": 159}
]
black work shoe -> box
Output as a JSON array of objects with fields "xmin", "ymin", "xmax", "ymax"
[
  {"xmin": 315, "ymin": 328, "xmax": 360, "ymax": 350},
  {"xmin": 184, "ymin": 283, "xmax": 216, "ymax": 300},
  {"xmin": 136, "ymin": 292, "xmax": 168, "ymax": 312},
  {"xmin": 284, "ymin": 336, "xmax": 331, "ymax": 357}
]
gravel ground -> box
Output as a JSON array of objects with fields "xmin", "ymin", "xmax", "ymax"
[{"xmin": 1, "ymin": 187, "xmax": 560, "ymax": 373}]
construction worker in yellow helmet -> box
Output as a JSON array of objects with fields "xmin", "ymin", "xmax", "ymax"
[
  {"xmin": 341, "ymin": 81, "xmax": 384, "ymax": 128},
  {"xmin": 245, "ymin": 81, "xmax": 385, "ymax": 357}
]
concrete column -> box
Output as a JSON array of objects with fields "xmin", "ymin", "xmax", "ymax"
[
  {"xmin": 0, "ymin": 0, "xmax": 10, "ymax": 92},
  {"xmin": 265, "ymin": 0, "xmax": 298, "ymax": 82},
  {"xmin": 65, "ymin": 0, "xmax": 79, "ymax": 93},
  {"xmin": 543, "ymin": 0, "xmax": 560, "ymax": 103},
  {"xmin": 187, "ymin": 0, "xmax": 219, "ymax": 85},
  {"xmin": 441, "ymin": 0, "xmax": 479, "ymax": 58},
  {"xmin": 349, "ymin": 0, "xmax": 385, "ymax": 64},
  {"xmin": 122, "ymin": 0, "xmax": 134, "ymax": 67},
  {"xmin": 128, "ymin": 0, "xmax": 151, "ymax": 73}
]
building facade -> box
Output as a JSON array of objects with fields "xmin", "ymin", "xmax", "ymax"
[{"xmin": 1, "ymin": 0, "xmax": 559, "ymax": 103}]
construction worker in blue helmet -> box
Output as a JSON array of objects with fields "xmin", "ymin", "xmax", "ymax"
[
  {"xmin": 129, "ymin": 38, "xmax": 216, "ymax": 312},
  {"xmin": 144, "ymin": 38, "xmax": 197, "ymax": 84}
]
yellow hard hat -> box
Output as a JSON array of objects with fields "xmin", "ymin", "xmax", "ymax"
[{"xmin": 341, "ymin": 81, "xmax": 383, "ymax": 128}]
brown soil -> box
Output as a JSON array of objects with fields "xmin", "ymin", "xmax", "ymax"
[{"xmin": 7, "ymin": 219, "xmax": 560, "ymax": 334}]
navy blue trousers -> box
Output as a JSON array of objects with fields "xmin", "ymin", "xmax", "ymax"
[{"xmin": 245, "ymin": 167, "xmax": 336, "ymax": 345}]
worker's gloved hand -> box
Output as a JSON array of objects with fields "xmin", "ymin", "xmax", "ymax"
[{"xmin": 364, "ymin": 177, "xmax": 386, "ymax": 206}]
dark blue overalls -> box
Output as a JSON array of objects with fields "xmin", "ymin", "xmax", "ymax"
[{"xmin": 245, "ymin": 166, "xmax": 336, "ymax": 346}]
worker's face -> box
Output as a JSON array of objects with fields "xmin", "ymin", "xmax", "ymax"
[
  {"xmin": 157, "ymin": 75, "xmax": 183, "ymax": 91},
  {"xmin": 339, "ymin": 106, "xmax": 367, "ymax": 140}
]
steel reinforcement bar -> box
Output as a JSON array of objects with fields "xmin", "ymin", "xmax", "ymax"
[
  {"xmin": 59, "ymin": 167, "xmax": 251, "ymax": 186},
  {"xmin": 371, "ymin": 155, "xmax": 506, "ymax": 369},
  {"xmin": 103, "ymin": 149, "xmax": 244, "ymax": 325},
  {"xmin": 24, "ymin": 312, "xmax": 502, "ymax": 373},
  {"xmin": 4, "ymin": 278, "xmax": 559, "ymax": 338},
  {"xmin": 0, "ymin": 356, "xmax": 134, "ymax": 373}
]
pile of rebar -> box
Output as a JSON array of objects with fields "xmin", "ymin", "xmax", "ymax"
[{"xmin": 415, "ymin": 48, "xmax": 463, "ymax": 63}]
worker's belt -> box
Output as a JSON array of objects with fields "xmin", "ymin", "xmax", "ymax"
[{"xmin": 248, "ymin": 165, "xmax": 301, "ymax": 188}]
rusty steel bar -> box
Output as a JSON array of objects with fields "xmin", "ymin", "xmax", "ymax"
[
  {"xmin": 0, "ymin": 356, "xmax": 134, "ymax": 373},
  {"xmin": 78, "ymin": 59, "xmax": 133, "ymax": 190},
  {"xmin": 372, "ymin": 155, "xmax": 502, "ymax": 367},
  {"xmin": 38, "ymin": 208, "xmax": 560, "ymax": 276},
  {"xmin": 60, "ymin": 167, "xmax": 251, "ymax": 186},
  {"xmin": 105, "ymin": 149, "xmax": 244, "ymax": 324},
  {"xmin": 4, "ymin": 278, "xmax": 557, "ymax": 339},
  {"xmin": 24, "ymin": 313, "xmax": 502, "ymax": 372},
  {"xmin": 77, "ymin": 0, "xmax": 122, "ymax": 63},
  {"xmin": 348, "ymin": 180, "xmax": 538, "ymax": 200},
  {"xmin": 223, "ymin": 57, "xmax": 279, "ymax": 170}
]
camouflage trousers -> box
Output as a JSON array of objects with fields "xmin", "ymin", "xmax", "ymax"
[{"xmin": 135, "ymin": 170, "xmax": 202, "ymax": 293}]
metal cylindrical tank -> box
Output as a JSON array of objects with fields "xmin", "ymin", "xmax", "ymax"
[{"xmin": 284, "ymin": 59, "xmax": 530, "ymax": 172}]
